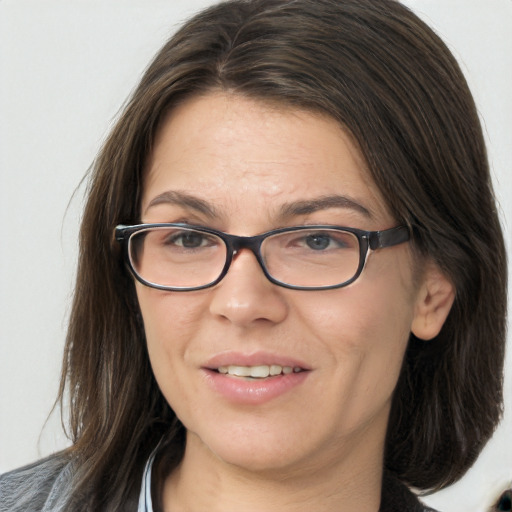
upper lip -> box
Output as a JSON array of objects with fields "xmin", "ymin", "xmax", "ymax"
[{"xmin": 203, "ymin": 351, "xmax": 311, "ymax": 371}]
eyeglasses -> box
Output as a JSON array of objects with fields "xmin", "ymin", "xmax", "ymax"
[{"xmin": 115, "ymin": 223, "xmax": 410, "ymax": 291}]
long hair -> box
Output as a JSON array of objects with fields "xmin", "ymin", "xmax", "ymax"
[{"xmin": 59, "ymin": 0, "xmax": 507, "ymax": 508}]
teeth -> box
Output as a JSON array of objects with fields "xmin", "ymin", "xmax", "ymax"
[
  {"xmin": 250, "ymin": 365, "xmax": 270, "ymax": 378},
  {"xmin": 217, "ymin": 365, "xmax": 302, "ymax": 378},
  {"xmin": 270, "ymin": 364, "xmax": 282, "ymax": 376}
]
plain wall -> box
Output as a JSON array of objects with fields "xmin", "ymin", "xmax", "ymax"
[{"xmin": 1, "ymin": 1, "xmax": 510, "ymax": 510}]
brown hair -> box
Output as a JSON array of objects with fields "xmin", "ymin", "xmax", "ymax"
[{"xmin": 59, "ymin": 0, "xmax": 507, "ymax": 508}]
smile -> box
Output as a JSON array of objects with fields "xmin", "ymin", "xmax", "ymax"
[{"xmin": 217, "ymin": 364, "xmax": 304, "ymax": 379}]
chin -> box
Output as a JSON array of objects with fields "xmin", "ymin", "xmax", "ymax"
[{"xmin": 186, "ymin": 422, "xmax": 331, "ymax": 478}]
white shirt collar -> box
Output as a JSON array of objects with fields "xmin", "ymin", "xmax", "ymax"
[{"xmin": 137, "ymin": 449, "xmax": 157, "ymax": 512}]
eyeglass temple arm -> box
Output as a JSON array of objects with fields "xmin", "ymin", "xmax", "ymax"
[{"xmin": 368, "ymin": 225, "xmax": 410, "ymax": 250}]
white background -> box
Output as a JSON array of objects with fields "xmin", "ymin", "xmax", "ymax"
[{"xmin": 0, "ymin": 1, "xmax": 510, "ymax": 510}]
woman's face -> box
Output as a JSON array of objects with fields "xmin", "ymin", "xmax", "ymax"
[{"xmin": 137, "ymin": 92, "xmax": 424, "ymax": 476}]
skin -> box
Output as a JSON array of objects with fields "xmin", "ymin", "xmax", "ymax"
[{"xmin": 136, "ymin": 92, "xmax": 454, "ymax": 512}]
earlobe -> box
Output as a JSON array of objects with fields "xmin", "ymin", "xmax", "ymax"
[{"xmin": 411, "ymin": 264, "xmax": 455, "ymax": 341}]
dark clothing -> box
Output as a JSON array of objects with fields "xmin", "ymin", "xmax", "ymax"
[{"xmin": 381, "ymin": 472, "xmax": 438, "ymax": 512}]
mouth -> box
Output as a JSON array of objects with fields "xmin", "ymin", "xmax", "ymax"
[
  {"xmin": 202, "ymin": 352, "xmax": 311, "ymax": 403},
  {"xmin": 215, "ymin": 364, "xmax": 305, "ymax": 380}
]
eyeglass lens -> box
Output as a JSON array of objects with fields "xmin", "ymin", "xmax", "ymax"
[{"xmin": 128, "ymin": 226, "xmax": 361, "ymax": 289}]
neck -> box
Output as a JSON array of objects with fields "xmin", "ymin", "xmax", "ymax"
[{"xmin": 161, "ymin": 431, "xmax": 384, "ymax": 512}]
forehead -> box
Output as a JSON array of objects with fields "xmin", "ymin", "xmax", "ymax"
[{"xmin": 142, "ymin": 92, "xmax": 392, "ymax": 226}]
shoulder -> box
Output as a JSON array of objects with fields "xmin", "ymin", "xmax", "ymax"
[
  {"xmin": 0, "ymin": 453, "xmax": 73, "ymax": 512},
  {"xmin": 381, "ymin": 472, "xmax": 440, "ymax": 512}
]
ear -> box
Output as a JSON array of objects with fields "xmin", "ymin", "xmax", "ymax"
[{"xmin": 411, "ymin": 263, "xmax": 455, "ymax": 341}]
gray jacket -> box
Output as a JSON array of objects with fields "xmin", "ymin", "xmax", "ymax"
[{"xmin": 1, "ymin": 455, "xmax": 73, "ymax": 512}]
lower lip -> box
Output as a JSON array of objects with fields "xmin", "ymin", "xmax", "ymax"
[{"xmin": 202, "ymin": 369, "xmax": 310, "ymax": 405}]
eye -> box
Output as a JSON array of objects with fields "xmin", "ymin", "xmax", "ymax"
[
  {"xmin": 173, "ymin": 231, "xmax": 204, "ymax": 248},
  {"xmin": 305, "ymin": 233, "xmax": 333, "ymax": 250},
  {"xmin": 274, "ymin": 229, "xmax": 357, "ymax": 253},
  {"xmin": 300, "ymin": 231, "xmax": 355, "ymax": 251},
  {"xmin": 166, "ymin": 230, "xmax": 213, "ymax": 249}
]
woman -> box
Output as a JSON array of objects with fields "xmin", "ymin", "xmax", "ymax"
[{"xmin": 0, "ymin": 0, "xmax": 507, "ymax": 510}]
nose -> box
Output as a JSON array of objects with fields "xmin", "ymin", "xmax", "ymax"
[{"xmin": 209, "ymin": 249, "xmax": 289, "ymax": 327}]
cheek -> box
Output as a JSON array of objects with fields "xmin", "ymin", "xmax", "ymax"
[
  {"xmin": 137, "ymin": 287, "xmax": 208, "ymax": 342},
  {"xmin": 297, "ymin": 267, "xmax": 416, "ymax": 392},
  {"xmin": 135, "ymin": 287, "xmax": 209, "ymax": 392},
  {"xmin": 303, "ymin": 283, "xmax": 414, "ymax": 350}
]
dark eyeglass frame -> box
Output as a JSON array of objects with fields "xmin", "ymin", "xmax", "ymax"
[{"xmin": 115, "ymin": 223, "xmax": 410, "ymax": 291}]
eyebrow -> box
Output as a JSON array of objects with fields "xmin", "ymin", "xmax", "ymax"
[
  {"xmin": 144, "ymin": 190, "xmax": 218, "ymax": 218},
  {"xmin": 278, "ymin": 195, "xmax": 372, "ymax": 219},
  {"xmin": 145, "ymin": 191, "xmax": 372, "ymax": 222}
]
